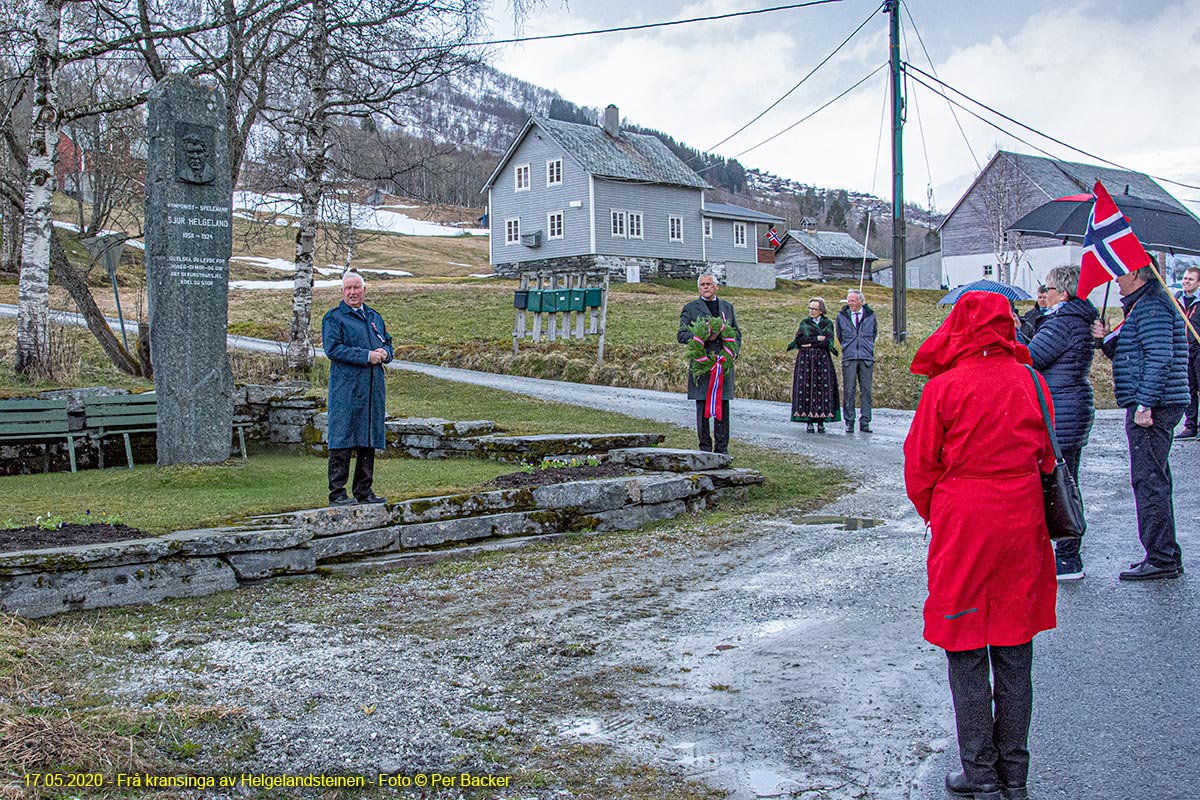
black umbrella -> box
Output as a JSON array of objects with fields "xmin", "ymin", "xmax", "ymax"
[
  {"xmin": 938, "ymin": 279, "xmax": 1033, "ymax": 305},
  {"xmin": 1008, "ymin": 192, "xmax": 1200, "ymax": 256}
]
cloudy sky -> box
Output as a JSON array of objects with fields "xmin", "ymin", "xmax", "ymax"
[{"xmin": 485, "ymin": 0, "xmax": 1200, "ymax": 214}]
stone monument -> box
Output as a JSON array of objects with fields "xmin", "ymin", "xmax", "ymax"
[{"xmin": 144, "ymin": 75, "xmax": 234, "ymax": 465}]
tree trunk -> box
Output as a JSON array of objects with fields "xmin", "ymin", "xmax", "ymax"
[
  {"xmin": 49, "ymin": 230, "xmax": 143, "ymax": 375},
  {"xmin": 1, "ymin": 196, "xmax": 22, "ymax": 275},
  {"xmin": 286, "ymin": 0, "xmax": 328, "ymax": 374},
  {"xmin": 15, "ymin": 0, "xmax": 63, "ymax": 376}
]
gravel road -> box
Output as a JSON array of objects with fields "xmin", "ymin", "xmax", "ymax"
[{"xmin": 7, "ymin": 315, "xmax": 1193, "ymax": 799}]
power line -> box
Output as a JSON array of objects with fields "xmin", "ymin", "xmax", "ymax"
[
  {"xmin": 445, "ymin": 0, "xmax": 846, "ymax": 50},
  {"xmin": 54, "ymin": 1, "xmax": 847, "ymax": 62},
  {"xmin": 699, "ymin": 1, "xmax": 881, "ymax": 157},
  {"xmin": 904, "ymin": 62, "xmax": 1200, "ymax": 193},
  {"xmin": 695, "ymin": 62, "xmax": 886, "ymax": 171},
  {"xmin": 900, "ymin": 0, "xmax": 979, "ymax": 172}
]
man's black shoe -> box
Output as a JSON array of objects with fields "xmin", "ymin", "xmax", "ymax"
[
  {"xmin": 845, "ymin": 424, "xmax": 854, "ymax": 433},
  {"xmin": 1130, "ymin": 558, "xmax": 1184, "ymax": 574},
  {"xmin": 330, "ymin": 495, "xmax": 357, "ymax": 507},
  {"xmin": 1001, "ymin": 786, "xmax": 1029, "ymax": 800},
  {"xmin": 1178, "ymin": 427, "xmax": 1198, "ymax": 439},
  {"xmin": 859, "ymin": 423, "xmax": 872, "ymax": 432},
  {"xmin": 358, "ymin": 493, "xmax": 388, "ymax": 504},
  {"xmin": 945, "ymin": 771, "xmax": 1002, "ymax": 799},
  {"xmin": 1119, "ymin": 561, "xmax": 1181, "ymax": 581}
]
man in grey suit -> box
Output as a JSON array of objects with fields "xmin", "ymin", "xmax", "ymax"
[
  {"xmin": 836, "ymin": 288, "xmax": 878, "ymax": 432},
  {"xmin": 677, "ymin": 273, "xmax": 741, "ymax": 454}
]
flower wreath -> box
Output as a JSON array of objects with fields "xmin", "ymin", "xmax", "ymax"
[{"xmin": 685, "ymin": 316, "xmax": 740, "ymax": 382}]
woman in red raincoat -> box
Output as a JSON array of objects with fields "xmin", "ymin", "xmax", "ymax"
[{"xmin": 903, "ymin": 291, "xmax": 1058, "ymax": 800}]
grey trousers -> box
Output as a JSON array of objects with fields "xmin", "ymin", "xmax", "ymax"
[
  {"xmin": 946, "ymin": 641, "xmax": 1034, "ymax": 788},
  {"xmin": 842, "ymin": 359, "xmax": 873, "ymax": 425}
]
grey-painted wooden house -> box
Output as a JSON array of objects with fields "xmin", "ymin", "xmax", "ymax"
[
  {"xmin": 482, "ymin": 106, "xmax": 783, "ymax": 283},
  {"xmin": 774, "ymin": 229, "xmax": 878, "ymax": 282},
  {"xmin": 938, "ymin": 150, "xmax": 1189, "ymax": 297}
]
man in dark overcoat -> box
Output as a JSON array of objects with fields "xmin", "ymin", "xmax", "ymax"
[
  {"xmin": 322, "ymin": 272, "xmax": 393, "ymax": 505},
  {"xmin": 677, "ymin": 273, "xmax": 740, "ymax": 454}
]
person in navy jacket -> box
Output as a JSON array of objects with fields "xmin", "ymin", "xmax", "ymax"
[
  {"xmin": 322, "ymin": 272, "xmax": 393, "ymax": 506},
  {"xmin": 1094, "ymin": 264, "xmax": 1190, "ymax": 580},
  {"xmin": 1173, "ymin": 266, "xmax": 1200, "ymax": 438},
  {"xmin": 1027, "ymin": 266, "xmax": 1097, "ymax": 581}
]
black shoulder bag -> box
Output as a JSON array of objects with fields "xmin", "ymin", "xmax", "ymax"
[{"xmin": 1025, "ymin": 365, "xmax": 1086, "ymax": 541}]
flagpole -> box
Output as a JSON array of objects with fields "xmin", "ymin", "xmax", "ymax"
[{"xmin": 859, "ymin": 211, "xmax": 871, "ymax": 294}]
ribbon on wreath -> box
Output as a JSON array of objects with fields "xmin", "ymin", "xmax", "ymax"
[
  {"xmin": 686, "ymin": 316, "xmax": 739, "ymax": 418},
  {"xmin": 705, "ymin": 353, "xmax": 726, "ymax": 419}
]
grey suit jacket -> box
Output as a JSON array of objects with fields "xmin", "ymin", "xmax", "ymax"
[{"xmin": 677, "ymin": 297, "xmax": 741, "ymax": 401}]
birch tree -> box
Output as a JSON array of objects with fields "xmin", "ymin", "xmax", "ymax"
[
  {"xmin": 14, "ymin": 0, "xmax": 62, "ymax": 376},
  {"xmin": 284, "ymin": 0, "xmax": 484, "ymax": 372}
]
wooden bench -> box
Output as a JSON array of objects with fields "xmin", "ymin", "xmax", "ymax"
[
  {"xmin": 83, "ymin": 393, "xmax": 251, "ymax": 468},
  {"xmin": 0, "ymin": 398, "xmax": 78, "ymax": 473},
  {"xmin": 84, "ymin": 393, "xmax": 159, "ymax": 469}
]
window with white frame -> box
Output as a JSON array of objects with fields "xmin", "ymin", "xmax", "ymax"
[
  {"xmin": 628, "ymin": 211, "xmax": 643, "ymax": 239},
  {"xmin": 983, "ymin": 264, "xmax": 994, "ymax": 277},
  {"xmin": 514, "ymin": 163, "xmax": 530, "ymax": 192},
  {"xmin": 547, "ymin": 211, "xmax": 564, "ymax": 240},
  {"xmin": 669, "ymin": 216, "xmax": 683, "ymax": 242},
  {"xmin": 546, "ymin": 159, "xmax": 563, "ymax": 186},
  {"xmin": 505, "ymin": 218, "xmax": 521, "ymax": 244},
  {"xmin": 611, "ymin": 210, "xmax": 626, "ymax": 238},
  {"xmin": 733, "ymin": 222, "xmax": 747, "ymax": 247},
  {"xmin": 703, "ymin": 218, "xmax": 712, "ymax": 238}
]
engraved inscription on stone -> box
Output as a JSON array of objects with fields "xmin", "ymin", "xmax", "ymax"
[
  {"xmin": 175, "ymin": 123, "xmax": 216, "ymax": 185},
  {"xmin": 146, "ymin": 76, "xmax": 234, "ymax": 465}
]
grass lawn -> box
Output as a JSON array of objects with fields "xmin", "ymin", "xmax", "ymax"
[{"xmin": 0, "ymin": 369, "xmax": 843, "ymax": 534}]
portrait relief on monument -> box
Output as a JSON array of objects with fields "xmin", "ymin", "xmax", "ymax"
[{"xmin": 175, "ymin": 123, "xmax": 216, "ymax": 185}]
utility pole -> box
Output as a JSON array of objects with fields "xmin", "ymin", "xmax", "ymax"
[{"xmin": 886, "ymin": 0, "xmax": 906, "ymax": 343}]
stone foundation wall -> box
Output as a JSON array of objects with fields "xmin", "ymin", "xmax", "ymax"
[
  {"xmin": 0, "ymin": 448, "xmax": 762, "ymax": 618},
  {"xmin": 493, "ymin": 254, "xmax": 715, "ymax": 283}
]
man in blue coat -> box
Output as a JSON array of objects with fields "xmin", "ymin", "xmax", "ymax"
[
  {"xmin": 1094, "ymin": 265, "xmax": 1190, "ymax": 580},
  {"xmin": 322, "ymin": 272, "xmax": 393, "ymax": 505}
]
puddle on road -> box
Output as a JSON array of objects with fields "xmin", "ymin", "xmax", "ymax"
[
  {"xmin": 792, "ymin": 515, "xmax": 885, "ymax": 531},
  {"xmin": 747, "ymin": 767, "xmax": 804, "ymax": 797}
]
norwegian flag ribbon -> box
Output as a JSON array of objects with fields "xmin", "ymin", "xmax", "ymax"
[
  {"xmin": 1077, "ymin": 180, "xmax": 1152, "ymax": 298},
  {"xmin": 767, "ymin": 226, "xmax": 781, "ymax": 247},
  {"xmin": 705, "ymin": 354, "xmax": 726, "ymax": 420}
]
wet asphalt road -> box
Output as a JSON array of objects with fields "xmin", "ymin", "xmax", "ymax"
[
  {"xmin": 390, "ymin": 361, "xmax": 1200, "ymax": 800},
  {"xmin": 4, "ymin": 301, "xmax": 1192, "ymax": 799}
]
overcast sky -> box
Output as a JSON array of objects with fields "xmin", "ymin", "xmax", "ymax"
[{"xmin": 484, "ymin": 0, "xmax": 1200, "ymax": 215}]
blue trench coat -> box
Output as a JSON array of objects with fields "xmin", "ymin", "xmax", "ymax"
[{"xmin": 322, "ymin": 301, "xmax": 393, "ymax": 449}]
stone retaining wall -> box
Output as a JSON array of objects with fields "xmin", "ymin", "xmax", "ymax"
[{"xmin": 0, "ymin": 448, "xmax": 762, "ymax": 619}]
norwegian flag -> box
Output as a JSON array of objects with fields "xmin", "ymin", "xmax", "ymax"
[
  {"xmin": 766, "ymin": 226, "xmax": 781, "ymax": 247},
  {"xmin": 1077, "ymin": 180, "xmax": 1152, "ymax": 298}
]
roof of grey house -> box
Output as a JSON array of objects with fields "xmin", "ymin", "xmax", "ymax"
[
  {"xmin": 481, "ymin": 116, "xmax": 709, "ymax": 192},
  {"xmin": 783, "ymin": 230, "xmax": 879, "ymax": 260},
  {"xmin": 939, "ymin": 151, "xmax": 1189, "ymax": 228},
  {"xmin": 701, "ymin": 202, "xmax": 785, "ymax": 224}
]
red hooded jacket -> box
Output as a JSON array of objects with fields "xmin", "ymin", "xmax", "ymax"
[{"xmin": 904, "ymin": 292, "xmax": 1058, "ymax": 651}]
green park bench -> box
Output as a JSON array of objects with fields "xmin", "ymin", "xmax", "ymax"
[
  {"xmin": 83, "ymin": 393, "xmax": 251, "ymax": 469},
  {"xmin": 83, "ymin": 393, "xmax": 159, "ymax": 469},
  {"xmin": 0, "ymin": 398, "xmax": 78, "ymax": 473}
]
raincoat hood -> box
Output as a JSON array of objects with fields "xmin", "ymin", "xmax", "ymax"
[{"xmin": 910, "ymin": 291, "xmax": 1031, "ymax": 378}]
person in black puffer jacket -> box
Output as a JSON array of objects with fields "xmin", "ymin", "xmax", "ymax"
[{"xmin": 1027, "ymin": 266, "xmax": 1097, "ymax": 581}]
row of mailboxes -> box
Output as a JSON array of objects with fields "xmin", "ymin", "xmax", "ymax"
[{"xmin": 514, "ymin": 288, "xmax": 602, "ymax": 312}]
